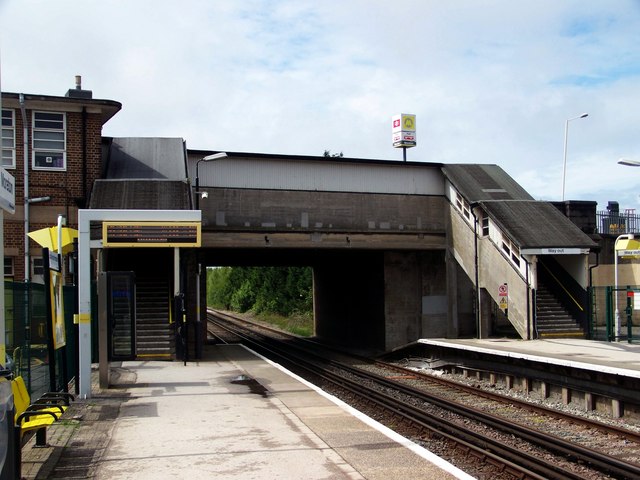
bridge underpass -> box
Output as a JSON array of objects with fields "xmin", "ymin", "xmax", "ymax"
[
  {"xmin": 191, "ymin": 154, "xmax": 465, "ymax": 352},
  {"xmin": 200, "ymin": 246, "xmax": 455, "ymax": 352}
]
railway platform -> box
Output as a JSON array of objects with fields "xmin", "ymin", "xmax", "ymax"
[
  {"xmin": 420, "ymin": 337, "xmax": 640, "ymax": 376},
  {"xmin": 19, "ymin": 344, "xmax": 471, "ymax": 480},
  {"xmin": 414, "ymin": 337, "xmax": 640, "ymax": 419}
]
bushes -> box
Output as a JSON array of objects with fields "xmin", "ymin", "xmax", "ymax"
[{"xmin": 207, "ymin": 266, "xmax": 312, "ymax": 317}]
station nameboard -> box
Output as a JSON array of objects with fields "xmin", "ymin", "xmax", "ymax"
[
  {"xmin": 102, "ymin": 222, "xmax": 201, "ymax": 247},
  {"xmin": 391, "ymin": 113, "xmax": 417, "ymax": 148}
]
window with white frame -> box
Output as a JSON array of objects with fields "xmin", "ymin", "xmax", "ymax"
[
  {"xmin": 1, "ymin": 109, "xmax": 15, "ymax": 169},
  {"xmin": 4, "ymin": 257, "xmax": 14, "ymax": 277},
  {"xmin": 455, "ymin": 191, "xmax": 471, "ymax": 221},
  {"xmin": 501, "ymin": 234, "xmax": 521, "ymax": 268},
  {"xmin": 32, "ymin": 111, "xmax": 66, "ymax": 170},
  {"xmin": 32, "ymin": 257, "xmax": 44, "ymax": 277},
  {"xmin": 481, "ymin": 214, "xmax": 490, "ymax": 237}
]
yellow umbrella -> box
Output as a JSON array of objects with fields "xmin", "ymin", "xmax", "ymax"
[{"xmin": 28, "ymin": 226, "xmax": 79, "ymax": 255}]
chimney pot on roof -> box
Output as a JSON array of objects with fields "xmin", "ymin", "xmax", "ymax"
[{"xmin": 66, "ymin": 75, "xmax": 93, "ymax": 99}]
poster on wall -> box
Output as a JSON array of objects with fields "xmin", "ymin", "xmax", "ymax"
[
  {"xmin": 50, "ymin": 270, "xmax": 66, "ymax": 349},
  {"xmin": 498, "ymin": 283, "xmax": 508, "ymax": 312}
]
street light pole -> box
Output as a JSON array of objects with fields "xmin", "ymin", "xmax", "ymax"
[
  {"xmin": 561, "ymin": 113, "xmax": 588, "ymax": 201},
  {"xmin": 618, "ymin": 158, "xmax": 640, "ymax": 167},
  {"xmin": 195, "ymin": 152, "xmax": 228, "ymax": 210},
  {"xmin": 193, "ymin": 152, "xmax": 227, "ymax": 359}
]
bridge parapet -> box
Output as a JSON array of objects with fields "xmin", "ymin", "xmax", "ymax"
[{"xmin": 199, "ymin": 188, "xmax": 447, "ymax": 249}]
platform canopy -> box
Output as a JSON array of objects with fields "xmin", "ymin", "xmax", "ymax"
[
  {"xmin": 615, "ymin": 237, "xmax": 640, "ymax": 251},
  {"xmin": 615, "ymin": 237, "xmax": 640, "ymax": 259},
  {"xmin": 28, "ymin": 226, "xmax": 78, "ymax": 255}
]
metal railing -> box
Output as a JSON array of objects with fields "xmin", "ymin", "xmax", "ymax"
[{"xmin": 596, "ymin": 210, "xmax": 640, "ymax": 235}]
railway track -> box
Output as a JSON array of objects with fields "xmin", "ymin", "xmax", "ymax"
[{"xmin": 207, "ymin": 309, "xmax": 640, "ymax": 479}]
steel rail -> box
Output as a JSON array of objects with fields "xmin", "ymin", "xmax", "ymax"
[{"xmin": 207, "ymin": 314, "xmax": 597, "ymax": 480}]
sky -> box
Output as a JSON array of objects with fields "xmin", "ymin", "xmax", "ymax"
[{"xmin": 1, "ymin": 0, "xmax": 640, "ymax": 211}]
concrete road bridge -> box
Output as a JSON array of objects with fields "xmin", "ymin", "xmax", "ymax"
[{"xmin": 185, "ymin": 148, "xmax": 596, "ymax": 350}]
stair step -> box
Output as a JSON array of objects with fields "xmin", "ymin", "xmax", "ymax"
[
  {"xmin": 135, "ymin": 278, "xmax": 174, "ymax": 357},
  {"xmin": 536, "ymin": 278, "xmax": 584, "ymax": 338}
]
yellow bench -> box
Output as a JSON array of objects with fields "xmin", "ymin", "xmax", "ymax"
[{"xmin": 11, "ymin": 376, "xmax": 74, "ymax": 447}]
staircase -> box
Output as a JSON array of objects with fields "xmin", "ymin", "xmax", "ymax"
[
  {"xmin": 535, "ymin": 282, "xmax": 585, "ymax": 338},
  {"xmin": 135, "ymin": 278, "xmax": 174, "ymax": 359}
]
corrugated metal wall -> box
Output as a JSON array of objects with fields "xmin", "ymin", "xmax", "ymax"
[{"xmin": 189, "ymin": 155, "xmax": 444, "ymax": 195}]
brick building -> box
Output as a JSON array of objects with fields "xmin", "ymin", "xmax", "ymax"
[{"xmin": 1, "ymin": 78, "xmax": 121, "ymax": 282}]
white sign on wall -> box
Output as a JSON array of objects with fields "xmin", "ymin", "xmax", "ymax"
[
  {"xmin": 498, "ymin": 283, "xmax": 508, "ymax": 311},
  {"xmin": 0, "ymin": 168, "xmax": 15, "ymax": 214},
  {"xmin": 618, "ymin": 249, "xmax": 640, "ymax": 257}
]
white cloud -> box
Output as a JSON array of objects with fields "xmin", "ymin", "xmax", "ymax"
[{"xmin": 2, "ymin": 0, "xmax": 640, "ymax": 209}]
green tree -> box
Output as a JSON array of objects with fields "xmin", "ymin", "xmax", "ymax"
[
  {"xmin": 323, "ymin": 149, "xmax": 344, "ymax": 158},
  {"xmin": 206, "ymin": 266, "xmax": 312, "ymax": 316},
  {"xmin": 206, "ymin": 267, "xmax": 232, "ymax": 308}
]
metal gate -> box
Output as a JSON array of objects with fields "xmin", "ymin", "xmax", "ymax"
[
  {"xmin": 107, "ymin": 272, "xmax": 136, "ymax": 360},
  {"xmin": 590, "ymin": 286, "xmax": 639, "ymax": 343}
]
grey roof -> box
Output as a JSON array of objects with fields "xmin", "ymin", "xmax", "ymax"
[
  {"xmin": 105, "ymin": 137, "xmax": 187, "ymax": 180},
  {"xmin": 2, "ymin": 91, "xmax": 122, "ymax": 124},
  {"xmin": 89, "ymin": 179, "xmax": 191, "ymax": 210},
  {"xmin": 442, "ymin": 163, "xmax": 596, "ymax": 249},
  {"xmin": 481, "ymin": 200, "xmax": 597, "ymax": 249},
  {"xmin": 90, "ymin": 137, "xmax": 191, "ymax": 210},
  {"xmin": 441, "ymin": 164, "xmax": 533, "ymax": 201}
]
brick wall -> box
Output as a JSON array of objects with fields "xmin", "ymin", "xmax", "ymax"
[{"xmin": 3, "ymin": 106, "xmax": 104, "ymax": 281}]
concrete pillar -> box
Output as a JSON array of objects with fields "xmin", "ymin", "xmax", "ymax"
[
  {"xmin": 612, "ymin": 399, "xmax": 623, "ymax": 418},
  {"xmin": 584, "ymin": 392, "xmax": 594, "ymax": 412},
  {"xmin": 562, "ymin": 387, "xmax": 571, "ymax": 405},
  {"xmin": 384, "ymin": 252, "xmax": 422, "ymax": 349},
  {"xmin": 479, "ymin": 289, "xmax": 493, "ymax": 339},
  {"xmin": 419, "ymin": 251, "xmax": 448, "ymax": 338},
  {"xmin": 445, "ymin": 249, "xmax": 459, "ymax": 337},
  {"xmin": 541, "ymin": 382, "xmax": 550, "ymax": 399}
]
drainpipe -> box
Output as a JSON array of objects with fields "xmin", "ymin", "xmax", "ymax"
[
  {"xmin": 19, "ymin": 94, "xmax": 29, "ymax": 282},
  {"xmin": 82, "ymin": 107, "xmax": 87, "ymax": 205}
]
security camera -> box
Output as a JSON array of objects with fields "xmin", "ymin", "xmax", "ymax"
[{"xmin": 200, "ymin": 192, "xmax": 209, "ymax": 199}]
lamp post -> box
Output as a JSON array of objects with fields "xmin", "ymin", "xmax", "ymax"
[
  {"xmin": 561, "ymin": 113, "xmax": 588, "ymax": 201},
  {"xmin": 193, "ymin": 152, "xmax": 227, "ymax": 359},
  {"xmin": 195, "ymin": 152, "xmax": 228, "ymax": 210}
]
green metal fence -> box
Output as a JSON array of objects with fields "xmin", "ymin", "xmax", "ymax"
[
  {"xmin": 590, "ymin": 285, "xmax": 640, "ymax": 343},
  {"xmin": 4, "ymin": 281, "xmax": 77, "ymax": 398}
]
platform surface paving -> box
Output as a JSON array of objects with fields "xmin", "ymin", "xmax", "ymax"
[{"xmin": 20, "ymin": 344, "xmax": 469, "ymax": 479}]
